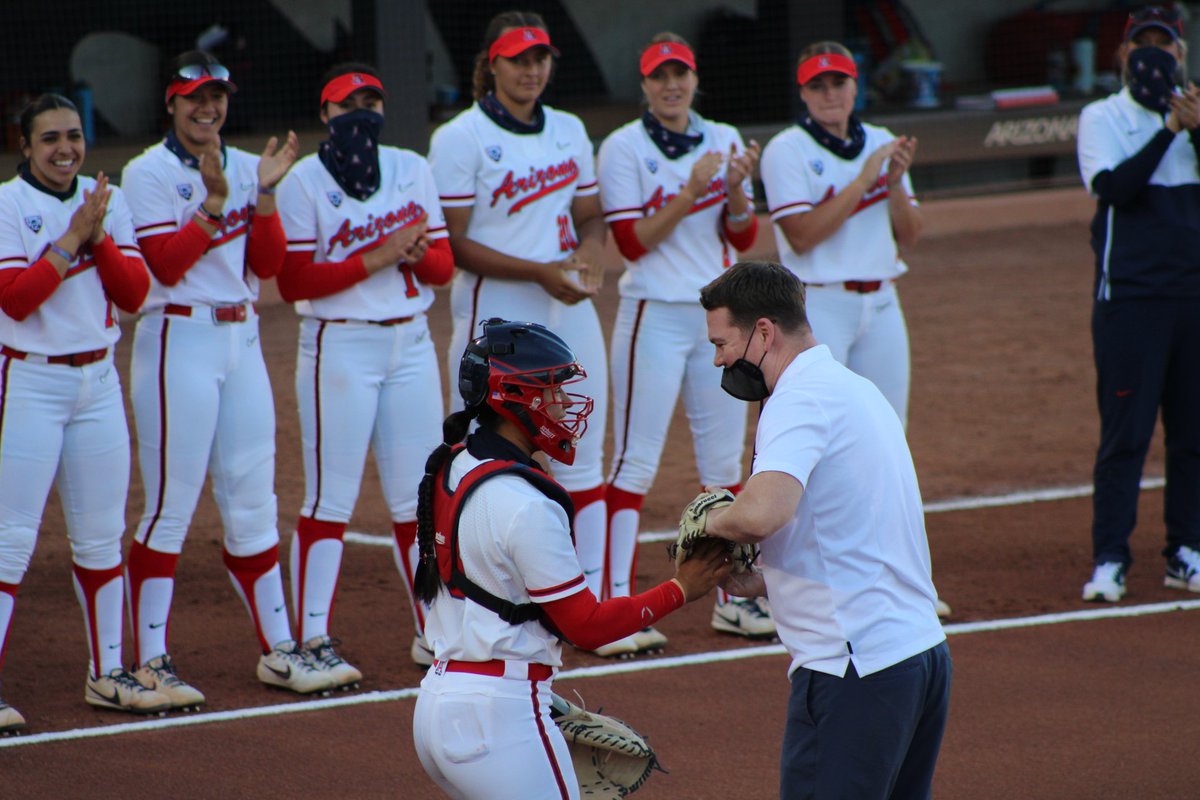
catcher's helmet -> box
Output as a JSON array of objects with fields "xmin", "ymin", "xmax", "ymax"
[{"xmin": 459, "ymin": 318, "xmax": 593, "ymax": 464}]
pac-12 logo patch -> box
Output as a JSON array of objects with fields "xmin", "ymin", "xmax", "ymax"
[
  {"xmin": 177, "ymin": 183, "xmax": 194, "ymax": 200},
  {"xmin": 326, "ymin": 191, "xmax": 343, "ymax": 208},
  {"xmin": 645, "ymin": 157, "xmax": 658, "ymax": 174},
  {"xmin": 808, "ymin": 159, "xmax": 824, "ymax": 176},
  {"xmin": 24, "ymin": 215, "xmax": 42, "ymax": 233},
  {"xmin": 486, "ymin": 145, "xmax": 502, "ymax": 162}
]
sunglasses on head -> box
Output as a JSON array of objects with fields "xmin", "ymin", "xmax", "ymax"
[
  {"xmin": 1126, "ymin": 5, "xmax": 1184, "ymax": 34},
  {"xmin": 173, "ymin": 64, "xmax": 231, "ymax": 82}
]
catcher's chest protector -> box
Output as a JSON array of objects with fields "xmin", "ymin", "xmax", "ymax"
[{"xmin": 432, "ymin": 446, "xmax": 575, "ymax": 634}]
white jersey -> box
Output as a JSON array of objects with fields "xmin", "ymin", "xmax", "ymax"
[
  {"xmin": 761, "ymin": 122, "xmax": 915, "ymax": 283},
  {"xmin": 598, "ymin": 115, "xmax": 753, "ymax": 302},
  {"xmin": 276, "ymin": 148, "xmax": 448, "ymax": 320},
  {"xmin": 428, "ymin": 103, "xmax": 598, "ymax": 293},
  {"xmin": 423, "ymin": 448, "xmax": 588, "ymax": 668},
  {"xmin": 121, "ymin": 141, "xmax": 264, "ymax": 309},
  {"xmin": 0, "ymin": 174, "xmax": 141, "ymax": 354},
  {"xmin": 752, "ymin": 345, "xmax": 943, "ymax": 678}
]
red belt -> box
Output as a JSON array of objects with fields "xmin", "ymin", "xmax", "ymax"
[
  {"xmin": 164, "ymin": 303, "xmax": 253, "ymax": 323},
  {"xmin": 806, "ymin": 280, "xmax": 887, "ymax": 294},
  {"xmin": 434, "ymin": 659, "xmax": 554, "ymax": 681},
  {"xmin": 320, "ymin": 316, "xmax": 415, "ymax": 326},
  {"xmin": 1, "ymin": 345, "xmax": 108, "ymax": 367}
]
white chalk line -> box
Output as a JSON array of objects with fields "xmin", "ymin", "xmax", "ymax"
[
  {"xmin": 2, "ymin": 477, "xmax": 1173, "ymax": 750},
  {"xmin": 5, "ymin": 596, "xmax": 1197, "ymax": 750}
]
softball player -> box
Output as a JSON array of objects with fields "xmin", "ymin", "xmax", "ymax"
[
  {"xmin": 761, "ymin": 42, "xmax": 953, "ymax": 619},
  {"xmin": 276, "ymin": 63, "xmax": 454, "ymax": 683},
  {"xmin": 759, "ymin": 41, "xmax": 921, "ymax": 427},
  {"xmin": 121, "ymin": 51, "xmax": 332, "ymax": 706},
  {"xmin": 598, "ymin": 34, "xmax": 773, "ymax": 653},
  {"xmin": 428, "ymin": 11, "xmax": 611, "ymax": 638},
  {"xmin": 411, "ymin": 318, "xmax": 729, "ymax": 799},
  {"xmin": 0, "ymin": 94, "xmax": 166, "ymax": 729}
]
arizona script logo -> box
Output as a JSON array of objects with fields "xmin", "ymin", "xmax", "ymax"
[
  {"xmin": 490, "ymin": 159, "xmax": 579, "ymax": 215},
  {"xmin": 328, "ymin": 201, "xmax": 425, "ymax": 250},
  {"xmin": 644, "ymin": 175, "xmax": 726, "ymax": 214},
  {"xmin": 210, "ymin": 203, "xmax": 254, "ymax": 239}
]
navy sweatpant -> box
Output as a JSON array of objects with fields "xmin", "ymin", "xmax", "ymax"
[
  {"xmin": 780, "ymin": 641, "xmax": 951, "ymax": 800},
  {"xmin": 1091, "ymin": 298, "xmax": 1200, "ymax": 565}
]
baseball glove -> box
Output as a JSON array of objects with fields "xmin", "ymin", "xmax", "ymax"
[
  {"xmin": 551, "ymin": 692, "xmax": 662, "ymax": 798},
  {"xmin": 669, "ymin": 489, "xmax": 758, "ymax": 573}
]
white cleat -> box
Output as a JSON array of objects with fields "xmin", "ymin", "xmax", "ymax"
[
  {"xmin": 304, "ymin": 635, "xmax": 363, "ymax": 690},
  {"xmin": 1082, "ymin": 562, "xmax": 1127, "ymax": 603},
  {"xmin": 712, "ymin": 597, "xmax": 777, "ymax": 639},
  {"xmin": 257, "ymin": 640, "xmax": 337, "ymax": 695},
  {"xmin": 0, "ymin": 699, "xmax": 26, "ymax": 735},
  {"xmin": 630, "ymin": 626, "xmax": 668, "ymax": 654},
  {"xmin": 135, "ymin": 654, "xmax": 206, "ymax": 710},
  {"xmin": 591, "ymin": 634, "xmax": 641, "ymax": 659},
  {"xmin": 86, "ymin": 668, "xmax": 172, "ymax": 714}
]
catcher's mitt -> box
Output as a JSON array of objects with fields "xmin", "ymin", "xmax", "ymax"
[
  {"xmin": 669, "ymin": 489, "xmax": 758, "ymax": 573},
  {"xmin": 551, "ymin": 692, "xmax": 663, "ymax": 798}
]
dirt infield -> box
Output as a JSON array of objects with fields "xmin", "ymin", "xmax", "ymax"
[{"xmin": 4, "ymin": 196, "xmax": 1198, "ymax": 799}]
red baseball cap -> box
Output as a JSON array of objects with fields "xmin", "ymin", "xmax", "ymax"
[
  {"xmin": 796, "ymin": 52, "xmax": 858, "ymax": 85},
  {"xmin": 489, "ymin": 27, "xmax": 560, "ymax": 62},
  {"xmin": 640, "ymin": 42, "xmax": 697, "ymax": 76},
  {"xmin": 321, "ymin": 72, "xmax": 387, "ymax": 105},
  {"xmin": 1124, "ymin": 5, "xmax": 1184, "ymax": 42},
  {"xmin": 166, "ymin": 63, "xmax": 237, "ymax": 102}
]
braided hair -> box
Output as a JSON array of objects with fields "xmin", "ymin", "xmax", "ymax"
[{"xmin": 413, "ymin": 405, "xmax": 501, "ymax": 603}]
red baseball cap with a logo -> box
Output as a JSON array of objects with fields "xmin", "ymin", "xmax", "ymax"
[
  {"xmin": 321, "ymin": 72, "xmax": 387, "ymax": 105},
  {"xmin": 489, "ymin": 27, "xmax": 560, "ymax": 62},
  {"xmin": 640, "ymin": 42, "xmax": 697, "ymax": 76},
  {"xmin": 796, "ymin": 52, "xmax": 859, "ymax": 85}
]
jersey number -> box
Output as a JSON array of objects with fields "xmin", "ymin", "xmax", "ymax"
[{"xmin": 557, "ymin": 214, "xmax": 578, "ymax": 253}]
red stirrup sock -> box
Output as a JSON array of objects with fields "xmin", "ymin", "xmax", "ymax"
[
  {"xmin": 224, "ymin": 546, "xmax": 289, "ymax": 653},
  {"xmin": 72, "ymin": 564, "xmax": 125, "ymax": 676},
  {"xmin": 0, "ymin": 582, "xmax": 17, "ymax": 672},
  {"xmin": 604, "ymin": 486, "xmax": 645, "ymax": 600},
  {"xmin": 125, "ymin": 540, "xmax": 180, "ymax": 665},
  {"xmin": 291, "ymin": 516, "xmax": 346, "ymax": 642}
]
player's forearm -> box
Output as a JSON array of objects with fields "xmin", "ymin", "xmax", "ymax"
[
  {"xmin": 778, "ymin": 187, "xmax": 861, "ymax": 255},
  {"xmin": 410, "ymin": 238, "xmax": 455, "ymax": 286},
  {"xmin": 630, "ymin": 188, "xmax": 696, "ymax": 252},
  {"xmin": 541, "ymin": 582, "xmax": 685, "ymax": 651},
  {"xmin": 246, "ymin": 211, "xmax": 285, "ymax": 279},
  {"xmin": 447, "ymin": 235, "xmax": 553, "ymax": 281},
  {"xmin": 276, "ymin": 250, "xmax": 369, "ymax": 302},
  {"xmin": 137, "ymin": 224, "xmax": 212, "ymax": 286},
  {"xmin": 0, "ymin": 262, "xmax": 61, "ymax": 321},
  {"xmin": 92, "ymin": 237, "xmax": 150, "ymax": 313},
  {"xmin": 889, "ymin": 193, "xmax": 923, "ymax": 250}
]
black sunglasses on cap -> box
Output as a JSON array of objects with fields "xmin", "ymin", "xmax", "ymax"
[{"xmin": 1125, "ymin": 5, "xmax": 1184, "ymax": 38}]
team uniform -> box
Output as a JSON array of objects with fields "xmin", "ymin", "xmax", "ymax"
[
  {"xmin": 597, "ymin": 114, "xmax": 769, "ymax": 633},
  {"xmin": 0, "ymin": 170, "xmax": 166, "ymax": 716},
  {"xmin": 276, "ymin": 147, "xmax": 451, "ymax": 670},
  {"xmin": 1077, "ymin": 85, "xmax": 1200, "ymax": 597},
  {"xmin": 413, "ymin": 434, "xmax": 585, "ymax": 799},
  {"xmin": 751, "ymin": 343, "xmax": 949, "ymax": 798},
  {"xmin": 429, "ymin": 102, "xmax": 609, "ymax": 596},
  {"xmin": 120, "ymin": 135, "xmax": 326, "ymax": 694},
  {"xmin": 760, "ymin": 122, "xmax": 917, "ymax": 425}
]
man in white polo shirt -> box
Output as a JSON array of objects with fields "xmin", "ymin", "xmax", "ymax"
[{"xmin": 698, "ymin": 260, "xmax": 950, "ymax": 800}]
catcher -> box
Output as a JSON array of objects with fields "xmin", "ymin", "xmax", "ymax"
[{"xmin": 410, "ymin": 318, "xmax": 730, "ymax": 800}]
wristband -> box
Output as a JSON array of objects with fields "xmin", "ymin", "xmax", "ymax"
[
  {"xmin": 48, "ymin": 243, "xmax": 75, "ymax": 262},
  {"xmin": 726, "ymin": 208, "xmax": 753, "ymax": 224},
  {"xmin": 257, "ymin": 184, "xmax": 276, "ymax": 196},
  {"xmin": 195, "ymin": 205, "xmax": 222, "ymax": 226}
]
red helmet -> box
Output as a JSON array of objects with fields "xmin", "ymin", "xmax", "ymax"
[{"xmin": 459, "ymin": 319, "xmax": 593, "ymax": 464}]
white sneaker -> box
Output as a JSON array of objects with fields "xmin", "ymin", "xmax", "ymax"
[
  {"xmin": 934, "ymin": 598, "xmax": 952, "ymax": 619},
  {"xmin": 304, "ymin": 635, "xmax": 362, "ymax": 689},
  {"xmin": 1165, "ymin": 546, "xmax": 1200, "ymax": 592},
  {"xmin": 86, "ymin": 668, "xmax": 172, "ymax": 714},
  {"xmin": 134, "ymin": 654, "xmax": 205, "ymax": 709},
  {"xmin": 712, "ymin": 597, "xmax": 777, "ymax": 639},
  {"xmin": 410, "ymin": 633, "xmax": 434, "ymax": 668},
  {"xmin": 591, "ymin": 634, "xmax": 640, "ymax": 659},
  {"xmin": 1082, "ymin": 562, "xmax": 1127, "ymax": 602},
  {"xmin": 257, "ymin": 640, "xmax": 336, "ymax": 694},
  {"xmin": 631, "ymin": 626, "xmax": 668, "ymax": 653},
  {"xmin": 0, "ymin": 698, "xmax": 26, "ymax": 734}
]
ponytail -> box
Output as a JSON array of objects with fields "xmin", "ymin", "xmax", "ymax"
[{"xmin": 413, "ymin": 407, "xmax": 482, "ymax": 603}]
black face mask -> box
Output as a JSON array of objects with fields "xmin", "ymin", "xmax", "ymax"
[{"xmin": 721, "ymin": 336, "xmax": 770, "ymax": 402}]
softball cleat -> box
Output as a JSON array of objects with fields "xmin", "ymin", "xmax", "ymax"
[
  {"xmin": 303, "ymin": 635, "xmax": 363, "ymax": 690},
  {"xmin": 257, "ymin": 640, "xmax": 337, "ymax": 695}
]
